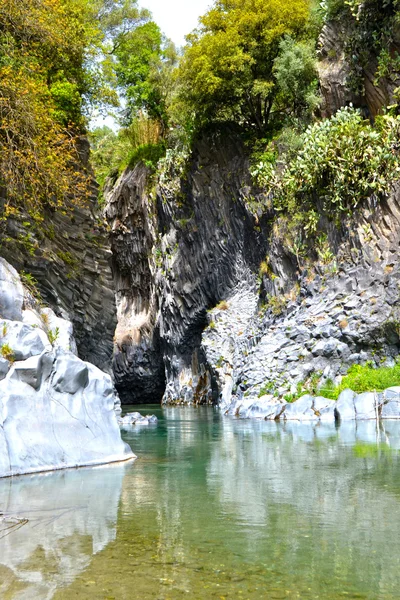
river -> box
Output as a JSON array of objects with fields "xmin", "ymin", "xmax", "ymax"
[{"xmin": 1, "ymin": 405, "xmax": 400, "ymax": 599}]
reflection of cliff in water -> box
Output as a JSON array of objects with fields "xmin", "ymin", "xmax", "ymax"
[
  {"xmin": 0, "ymin": 463, "xmax": 128, "ymax": 600},
  {"xmin": 207, "ymin": 418, "xmax": 400, "ymax": 594}
]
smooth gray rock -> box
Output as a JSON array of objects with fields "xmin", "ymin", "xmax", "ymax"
[
  {"xmin": 52, "ymin": 352, "xmax": 89, "ymax": 394},
  {"xmin": 1, "ymin": 320, "xmax": 51, "ymax": 361},
  {"xmin": 283, "ymin": 395, "xmax": 316, "ymax": 421},
  {"xmin": 23, "ymin": 307, "xmax": 78, "ymax": 355},
  {"xmin": 246, "ymin": 398, "xmax": 285, "ymax": 420},
  {"xmin": 0, "ymin": 357, "xmax": 9, "ymax": 381},
  {"xmin": 8, "ymin": 354, "xmax": 44, "ymax": 390},
  {"xmin": 354, "ymin": 392, "xmax": 379, "ymax": 420},
  {"xmin": 381, "ymin": 387, "xmax": 400, "ymax": 419},
  {"xmin": 334, "ymin": 389, "xmax": 356, "ymax": 421},
  {"xmin": 0, "ymin": 258, "xmax": 23, "ymax": 320},
  {"xmin": 313, "ymin": 396, "xmax": 336, "ymax": 422},
  {"xmin": 0, "ymin": 349, "xmax": 134, "ymax": 478},
  {"xmin": 119, "ymin": 411, "xmax": 158, "ymax": 425}
]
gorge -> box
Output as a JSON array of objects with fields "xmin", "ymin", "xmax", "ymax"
[{"xmin": 2, "ymin": 0, "xmax": 400, "ymax": 597}]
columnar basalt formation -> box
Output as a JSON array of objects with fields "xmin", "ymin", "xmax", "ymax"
[
  {"xmin": 105, "ymin": 132, "xmax": 270, "ymax": 404},
  {"xmin": 0, "ymin": 139, "xmax": 116, "ymax": 371}
]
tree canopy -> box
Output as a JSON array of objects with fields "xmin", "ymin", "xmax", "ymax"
[
  {"xmin": 114, "ymin": 21, "xmax": 178, "ymax": 132},
  {"xmin": 0, "ymin": 0, "xmax": 154, "ymax": 212},
  {"xmin": 176, "ymin": 0, "xmax": 313, "ymax": 134}
]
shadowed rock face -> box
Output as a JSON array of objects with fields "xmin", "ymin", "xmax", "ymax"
[
  {"xmin": 318, "ymin": 18, "xmax": 400, "ymax": 119},
  {"xmin": 0, "ymin": 139, "xmax": 116, "ymax": 372},
  {"xmin": 105, "ymin": 132, "xmax": 270, "ymax": 404},
  {"xmin": 105, "ymin": 165, "xmax": 166, "ymax": 404}
]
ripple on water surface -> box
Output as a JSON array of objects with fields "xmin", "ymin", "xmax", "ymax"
[{"xmin": 1, "ymin": 405, "xmax": 400, "ymax": 599}]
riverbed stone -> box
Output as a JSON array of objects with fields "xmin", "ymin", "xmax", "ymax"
[
  {"xmin": 118, "ymin": 411, "xmax": 157, "ymax": 425},
  {"xmin": 283, "ymin": 395, "xmax": 316, "ymax": 421},
  {"xmin": 334, "ymin": 389, "xmax": 356, "ymax": 421},
  {"xmin": 381, "ymin": 387, "xmax": 400, "ymax": 419},
  {"xmin": 354, "ymin": 392, "xmax": 379, "ymax": 420}
]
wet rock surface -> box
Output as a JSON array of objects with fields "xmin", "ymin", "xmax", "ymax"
[
  {"xmin": 118, "ymin": 412, "xmax": 158, "ymax": 425},
  {"xmin": 226, "ymin": 387, "xmax": 400, "ymax": 423}
]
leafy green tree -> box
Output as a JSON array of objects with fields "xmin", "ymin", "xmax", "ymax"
[
  {"xmin": 273, "ymin": 36, "xmax": 319, "ymax": 124},
  {"xmin": 113, "ymin": 21, "xmax": 178, "ymax": 132},
  {"xmin": 0, "ymin": 0, "xmax": 155, "ymax": 212},
  {"xmin": 177, "ymin": 0, "xmax": 312, "ymax": 134}
]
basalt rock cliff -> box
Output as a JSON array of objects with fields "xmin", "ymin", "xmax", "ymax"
[
  {"xmin": 0, "ymin": 139, "xmax": 116, "ymax": 371},
  {"xmin": 106, "ymin": 133, "xmax": 270, "ymax": 404},
  {"xmin": 105, "ymin": 16, "xmax": 400, "ymax": 409}
]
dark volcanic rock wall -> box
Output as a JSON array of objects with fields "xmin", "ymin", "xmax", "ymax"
[
  {"xmin": 0, "ymin": 140, "xmax": 116, "ymax": 371},
  {"xmin": 105, "ymin": 164, "xmax": 165, "ymax": 403},
  {"xmin": 318, "ymin": 19, "xmax": 400, "ymax": 119},
  {"xmin": 105, "ymin": 132, "xmax": 270, "ymax": 404},
  {"xmin": 106, "ymin": 136, "xmax": 400, "ymax": 409}
]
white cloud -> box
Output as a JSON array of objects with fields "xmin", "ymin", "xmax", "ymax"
[{"xmin": 140, "ymin": 0, "xmax": 212, "ymax": 46}]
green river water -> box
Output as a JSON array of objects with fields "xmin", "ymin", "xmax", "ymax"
[{"xmin": 1, "ymin": 405, "xmax": 400, "ymax": 599}]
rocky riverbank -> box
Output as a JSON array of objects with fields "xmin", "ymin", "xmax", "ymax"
[{"xmin": 0, "ymin": 258, "xmax": 134, "ymax": 478}]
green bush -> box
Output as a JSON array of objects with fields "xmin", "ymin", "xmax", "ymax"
[
  {"xmin": 320, "ymin": 362, "xmax": 400, "ymax": 400},
  {"xmin": 127, "ymin": 142, "xmax": 166, "ymax": 170},
  {"xmin": 253, "ymin": 107, "xmax": 400, "ymax": 236},
  {"xmin": 1, "ymin": 343, "xmax": 15, "ymax": 363}
]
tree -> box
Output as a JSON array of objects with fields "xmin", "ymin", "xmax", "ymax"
[
  {"xmin": 0, "ymin": 0, "xmax": 152, "ymax": 212},
  {"xmin": 273, "ymin": 36, "xmax": 319, "ymax": 124},
  {"xmin": 177, "ymin": 0, "xmax": 312, "ymax": 134},
  {"xmin": 113, "ymin": 21, "xmax": 178, "ymax": 132}
]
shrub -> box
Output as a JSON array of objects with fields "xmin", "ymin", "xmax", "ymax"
[
  {"xmin": 20, "ymin": 271, "xmax": 41, "ymax": 301},
  {"xmin": 127, "ymin": 143, "xmax": 166, "ymax": 171},
  {"xmin": 1, "ymin": 343, "xmax": 15, "ymax": 362},
  {"xmin": 320, "ymin": 362, "xmax": 400, "ymax": 400},
  {"xmin": 254, "ymin": 107, "xmax": 400, "ymax": 240},
  {"xmin": 48, "ymin": 327, "xmax": 60, "ymax": 345}
]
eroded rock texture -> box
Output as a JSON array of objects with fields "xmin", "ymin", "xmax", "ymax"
[
  {"xmin": 0, "ymin": 139, "xmax": 116, "ymax": 371},
  {"xmin": 318, "ymin": 18, "xmax": 400, "ymax": 118},
  {"xmin": 206, "ymin": 186, "xmax": 400, "ymax": 414},
  {"xmin": 107, "ymin": 130, "xmax": 400, "ymax": 411},
  {"xmin": 105, "ymin": 165, "xmax": 165, "ymax": 403},
  {"xmin": 0, "ymin": 259, "xmax": 134, "ymax": 478},
  {"xmin": 106, "ymin": 132, "xmax": 269, "ymax": 404}
]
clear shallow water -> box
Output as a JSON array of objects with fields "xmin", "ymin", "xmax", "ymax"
[{"xmin": 1, "ymin": 407, "xmax": 400, "ymax": 599}]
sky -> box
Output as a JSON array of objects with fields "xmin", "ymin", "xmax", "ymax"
[
  {"xmin": 141, "ymin": 0, "xmax": 211, "ymax": 46},
  {"xmin": 91, "ymin": 0, "xmax": 211, "ymax": 129}
]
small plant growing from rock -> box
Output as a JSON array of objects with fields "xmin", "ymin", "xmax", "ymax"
[
  {"xmin": 216, "ymin": 300, "xmax": 229, "ymax": 310},
  {"xmin": 20, "ymin": 271, "xmax": 42, "ymax": 301},
  {"xmin": 1, "ymin": 343, "xmax": 15, "ymax": 363},
  {"xmin": 266, "ymin": 294, "xmax": 288, "ymax": 316},
  {"xmin": 41, "ymin": 311, "xmax": 50, "ymax": 328},
  {"xmin": 48, "ymin": 327, "xmax": 60, "ymax": 345},
  {"xmin": 1, "ymin": 323, "xmax": 7, "ymax": 337}
]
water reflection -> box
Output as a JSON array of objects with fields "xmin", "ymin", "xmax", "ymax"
[
  {"xmin": 0, "ymin": 463, "xmax": 128, "ymax": 600},
  {"xmin": 2, "ymin": 410, "xmax": 400, "ymax": 599}
]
